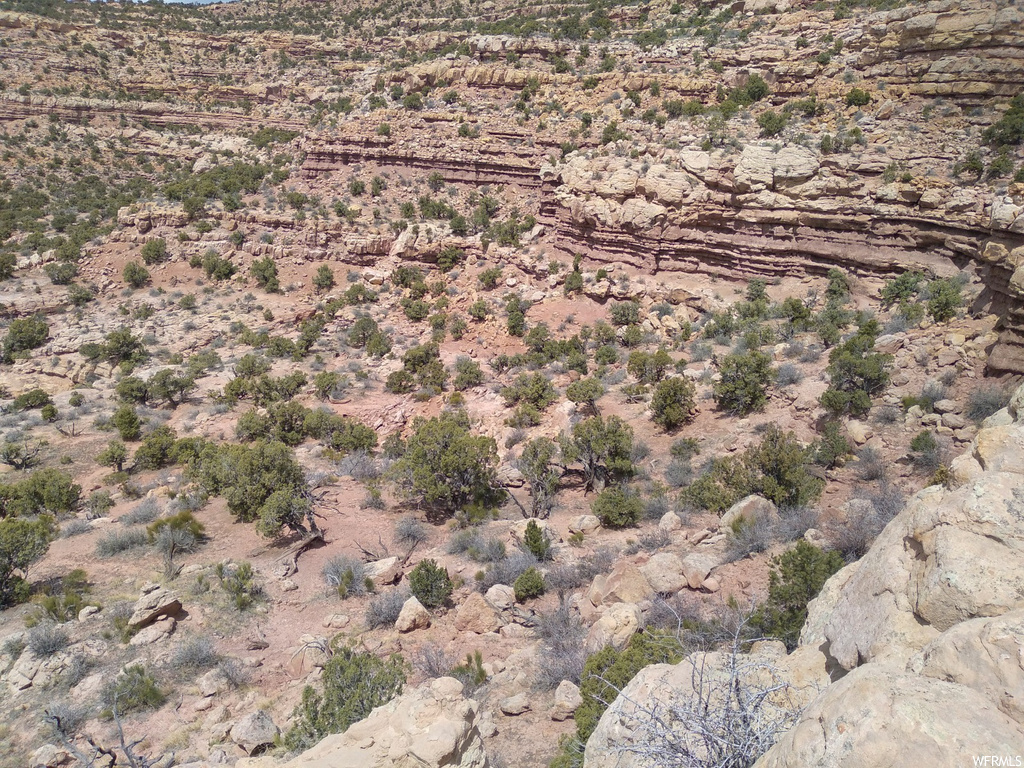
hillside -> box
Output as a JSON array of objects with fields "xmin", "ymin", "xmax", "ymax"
[{"xmin": 0, "ymin": 0, "xmax": 1022, "ymax": 765}]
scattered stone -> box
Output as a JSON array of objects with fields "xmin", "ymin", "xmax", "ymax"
[
  {"xmin": 721, "ymin": 495, "xmax": 777, "ymax": 529},
  {"xmin": 550, "ymin": 680, "xmax": 583, "ymax": 721},
  {"xmin": 277, "ymin": 677, "xmax": 487, "ymax": 768},
  {"xmin": 500, "ymin": 693, "xmax": 531, "ymax": 715},
  {"xmin": 129, "ymin": 616, "xmax": 176, "ymax": 646},
  {"xmin": 322, "ymin": 613, "xmax": 350, "ymax": 629},
  {"xmin": 658, "ymin": 511, "xmax": 682, "ymax": 531},
  {"xmin": 230, "ymin": 711, "xmax": 279, "ymax": 756},
  {"xmin": 485, "ymin": 584, "xmax": 516, "ymax": 610},
  {"xmin": 586, "ymin": 603, "xmax": 642, "ymax": 653},
  {"xmin": 454, "ymin": 593, "xmax": 504, "ymax": 634},
  {"xmin": 639, "ymin": 553, "xmax": 686, "ymax": 595},
  {"xmin": 568, "ymin": 514, "xmax": 601, "ymax": 535},
  {"xmin": 395, "ymin": 596, "xmax": 431, "ymax": 633},
  {"xmin": 128, "ymin": 587, "xmax": 181, "ymax": 629}
]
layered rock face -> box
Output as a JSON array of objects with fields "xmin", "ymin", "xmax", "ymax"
[{"xmin": 585, "ymin": 384, "xmax": 1024, "ymax": 767}]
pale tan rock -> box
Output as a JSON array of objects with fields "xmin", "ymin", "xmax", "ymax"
[
  {"xmin": 639, "ymin": 553, "xmax": 686, "ymax": 595},
  {"xmin": 454, "ymin": 592, "xmax": 503, "ymax": 634},
  {"xmin": 822, "ymin": 468, "xmax": 1024, "ymax": 671},
  {"xmin": 30, "ymin": 744, "xmax": 72, "ymax": 768},
  {"xmin": 911, "ymin": 608, "xmax": 1024, "ymax": 724},
  {"xmin": 395, "ymin": 596, "xmax": 431, "ymax": 633},
  {"xmin": 568, "ymin": 514, "xmax": 601, "ymax": 535},
  {"xmin": 658, "ymin": 512, "xmax": 682, "ymax": 531},
  {"xmin": 484, "ymin": 584, "xmax": 516, "ymax": 610},
  {"xmin": 550, "ymin": 680, "xmax": 583, "ymax": 721},
  {"xmin": 230, "ymin": 711, "xmax": 279, "ymax": 756},
  {"xmin": 754, "ymin": 667, "xmax": 1024, "ymax": 768},
  {"xmin": 721, "ymin": 495, "xmax": 778, "ymax": 529},
  {"xmin": 279, "ymin": 677, "xmax": 487, "ymax": 768},
  {"xmin": 586, "ymin": 603, "xmax": 641, "ymax": 653},
  {"xmin": 585, "ymin": 646, "xmax": 829, "ymax": 768},
  {"xmin": 500, "ymin": 693, "xmax": 531, "ymax": 715},
  {"xmin": 129, "ymin": 616, "xmax": 176, "ymax": 646},
  {"xmin": 595, "ymin": 562, "xmax": 654, "ymax": 605},
  {"xmin": 364, "ymin": 556, "xmax": 402, "ymax": 585},
  {"xmin": 128, "ymin": 587, "xmax": 181, "ymax": 629},
  {"xmin": 681, "ymin": 552, "xmax": 722, "ymax": 590},
  {"xmin": 286, "ymin": 635, "xmax": 330, "ymax": 677}
]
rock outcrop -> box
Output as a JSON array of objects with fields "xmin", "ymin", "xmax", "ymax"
[
  {"xmin": 275, "ymin": 677, "xmax": 488, "ymax": 768},
  {"xmin": 589, "ymin": 384, "xmax": 1024, "ymax": 767}
]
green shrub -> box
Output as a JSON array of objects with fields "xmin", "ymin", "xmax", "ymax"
[
  {"xmin": 926, "ymin": 277, "xmax": 962, "ymax": 323},
  {"xmin": 845, "ymin": 88, "xmax": 871, "ymax": 107},
  {"xmin": 217, "ymin": 561, "xmax": 264, "ymax": 610},
  {"xmin": 251, "ymin": 257, "xmax": 280, "ymax": 292},
  {"xmin": 2, "ymin": 315, "xmax": 49, "ymax": 361},
  {"xmin": 591, "ymin": 485, "xmax": 642, "ymax": 529},
  {"xmin": 984, "ymin": 92, "xmax": 1024, "ymax": 146},
  {"xmin": 123, "ymin": 261, "xmax": 150, "ymax": 288},
  {"xmin": 285, "ymin": 647, "xmax": 406, "ymax": 751},
  {"xmin": 713, "ymin": 349, "xmax": 773, "ymax": 416},
  {"xmin": 0, "ymin": 516, "xmax": 56, "ymax": 607},
  {"xmin": 387, "ymin": 410, "xmax": 499, "ymax": 516},
  {"xmin": 757, "ymin": 109, "xmax": 788, "ymax": 137},
  {"xmin": 102, "ymin": 665, "xmax": 165, "ymax": 717},
  {"xmin": 513, "ymin": 566, "xmax": 546, "ymax": 601},
  {"xmin": 112, "ymin": 405, "xmax": 142, "ymax": 441},
  {"xmin": 140, "ymin": 238, "xmax": 168, "ymax": 265},
  {"xmin": 650, "ymin": 377, "xmax": 696, "ymax": 430},
  {"xmin": 522, "ymin": 519, "xmax": 551, "ymax": 561},
  {"xmin": 754, "ymin": 540, "xmax": 844, "ymax": 649},
  {"xmin": 12, "ymin": 388, "xmax": 52, "ymax": 411},
  {"xmin": 408, "ymin": 559, "xmax": 453, "ymax": 608}
]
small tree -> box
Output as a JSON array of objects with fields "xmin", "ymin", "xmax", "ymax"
[
  {"xmin": 140, "ymin": 238, "xmax": 168, "ymax": 265},
  {"xmin": 409, "ymin": 559, "xmax": 453, "ymax": 608},
  {"xmin": 516, "ymin": 437, "xmax": 561, "ymax": 517},
  {"xmin": 560, "ymin": 415, "xmax": 635, "ymax": 492},
  {"xmin": 514, "ymin": 566, "xmax": 546, "ymax": 601},
  {"xmin": 313, "ymin": 264, "xmax": 336, "ymax": 293},
  {"xmin": 387, "ymin": 410, "xmax": 500, "ymax": 517},
  {"xmin": 112, "ymin": 405, "xmax": 142, "ymax": 441},
  {"xmin": 522, "ymin": 519, "xmax": 552, "ymax": 561},
  {"xmin": 0, "ymin": 516, "xmax": 56, "ymax": 607},
  {"xmin": 97, "ymin": 440, "xmax": 128, "ymax": 473},
  {"xmin": 650, "ymin": 377, "xmax": 696, "ymax": 430},
  {"xmin": 591, "ymin": 485, "xmax": 643, "ymax": 528},
  {"xmin": 926, "ymin": 277, "xmax": 963, "ymax": 323},
  {"xmin": 754, "ymin": 540, "xmax": 844, "ymax": 649},
  {"xmin": 566, "ymin": 377, "xmax": 604, "ymax": 414},
  {"xmin": 713, "ymin": 350, "xmax": 773, "ymax": 416},
  {"xmin": 251, "ymin": 257, "xmax": 280, "ymax": 292},
  {"xmin": 285, "ymin": 647, "xmax": 406, "ymax": 751},
  {"xmin": 122, "ymin": 261, "xmax": 150, "ymax": 289},
  {"xmin": 2, "ymin": 315, "xmax": 49, "ymax": 362},
  {"xmin": 147, "ymin": 369, "xmax": 195, "ymax": 407}
]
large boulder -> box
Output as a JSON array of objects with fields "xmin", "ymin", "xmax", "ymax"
[
  {"xmin": 128, "ymin": 587, "xmax": 181, "ymax": 629},
  {"xmin": 821, "ymin": 467, "xmax": 1024, "ymax": 671},
  {"xmin": 585, "ymin": 603, "xmax": 642, "ymax": 653},
  {"xmin": 721, "ymin": 495, "xmax": 777, "ymax": 529},
  {"xmin": 454, "ymin": 593, "xmax": 504, "ymax": 634},
  {"xmin": 754, "ymin": 666, "xmax": 1024, "ymax": 767},
  {"xmin": 638, "ymin": 553, "xmax": 686, "ymax": 595},
  {"xmin": 230, "ymin": 711, "xmax": 279, "ymax": 756},
  {"xmin": 550, "ymin": 680, "xmax": 583, "ymax": 721},
  {"xmin": 589, "ymin": 562, "xmax": 654, "ymax": 606},
  {"xmin": 395, "ymin": 597, "xmax": 431, "ymax": 633},
  {"xmin": 584, "ymin": 644, "xmax": 828, "ymax": 768},
  {"xmin": 910, "ymin": 608, "xmax": 1024, "ymax": 724},
  {"xmin": 279, "ymin": 677, "xmax": 488, "ymax": 768}
]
